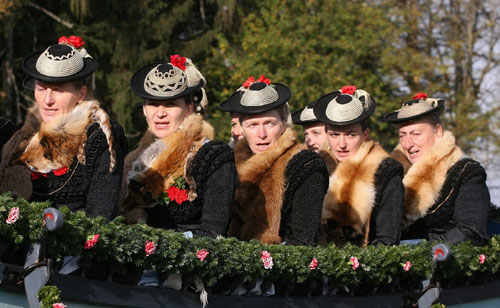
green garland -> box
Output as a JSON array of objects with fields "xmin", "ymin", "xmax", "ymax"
[{"xmin": 1, "ymin": 193, "xmax": 499, "ymax": 296}]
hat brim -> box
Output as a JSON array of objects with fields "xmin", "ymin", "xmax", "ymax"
[
  {"xmin": 218, "ymin": 99, "xmax": 233, "ymax": 112},
  {"xmin": 313, "ymin": 91, "xmax": 376, "ymax": 126},
  {"xmin": 226, "ymin": 83, "xmax": 291, "ymax": 114},
  {"xmin": 292, "ymin": 101, "xmax": 319, "ymax": 125},
  {"xmin": 130, "ymin": 62, "xmax": 204, "ymax": 101},
  {"xmin": 21, "ymin": 50, "xmax": 97, "ymax": 90},
  {"xmin": 383, "ymin": 99, "xmax": 445, "ymax": 123}
]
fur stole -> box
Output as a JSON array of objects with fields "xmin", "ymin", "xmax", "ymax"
[
  {"xmin": 19, "ymin": 100, "xmax": 115, "ymax": 173},
  {"xmin": 322, "ymin": 140, "xmax": 389, "ymax": 240},
  {"xmin": 230, "ymin": 128, "xmax": 306, "ymax": 244},
  {"xmin": 0, "ymin": 100, "xmax": 113, "ymax": 199},
  {"xmin": 120, "ymin": 114, "xmax": 214, "ymax": 223},
  {"xmin": 391, "ymin": 131, "xmax": 463, "ymax": 226}
]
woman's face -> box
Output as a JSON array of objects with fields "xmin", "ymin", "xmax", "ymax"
[
  {"xmin": 34, "ymin": 81, "xmax": 87, "ymax": 123},
  {"xmin": 231, "ymin": 114, "xmax": 243, "ymax": 142},
  {"xmin": 398, "ymin": 120, "xmax": 442, "ymax": 164},
  {"xmin": 241, "ymin": 109, "xmax": 286, "ymax": 154},
  {"xmin": 303, "ymin": 122, "xmax": 327, "ymax": 152},
  {"xmin": 326, "ymin": 123, "xmax": 369, "ymax": 162},
  {"xmin": 143, "ymin": 98, "xmax": 194, "ymax": 138}
]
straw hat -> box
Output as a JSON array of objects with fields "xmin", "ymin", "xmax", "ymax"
[
  {"xmin": 291, "ymin": 100, "xmax": 320, "ymax": 125},
  {"xmin": 225, "ymin": 75, "xmax": 291, "ymax": 114},
  {"xmin": 383, "ymin": 93, "xmax": 444, "ymax": 123},
  {"xmin": 22, "ymin": 36, "xmax": 96, "ymax": 90},
  {"xmin": 313, "ymin": 85, "xmax": 376, "ymax": 126},
  {"xmin": 130, "ymin": 55, "xmax": 207, "ymax": 109}
]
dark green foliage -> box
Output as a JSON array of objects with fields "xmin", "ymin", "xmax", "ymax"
[{"xmin": 2, "ymin": 192, "xmax": 500, "ymax": 294}]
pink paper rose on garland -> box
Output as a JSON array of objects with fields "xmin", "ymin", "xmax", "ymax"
[
  {"xmin": 52, "ymin": 303, "xmax": 67, "ymax": 308},
  {"xmin": 261, "ymin": 250, "xmax": 274, "ymax": 269},
  {"xmin": 84, "ymin": 234, "xmax": 100, "ymax": 249},
  {"xmin": 145, "ymin": 241, "xmax": 156, "ymax": 256},
  {"xmin": 6, "ymin": 207, "xmax": 19, "ymax": 224},
  {"xmin": 196, "ymin": 249, "xmax": 209, "ymax": 262},
  {"xmin": 403, "ymin": 261, "xmax": 411, "ymax": 272},
  {"xmin": 350, "ymin": 256, "xmax": 359, "ymax": 270},
  {"xmin": 479, "ymin": 254, "xmax": 486, "ymax": 264},
  {"xmin": 309, "ymin": 257, "xmax": 318, "ymax": 270}
]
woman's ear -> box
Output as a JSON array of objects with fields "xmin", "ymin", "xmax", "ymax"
[{"xmin": 78, "ymin": 86, "xmax": 88, "ymax": 102}]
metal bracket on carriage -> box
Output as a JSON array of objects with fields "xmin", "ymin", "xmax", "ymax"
[
  {"xmin": 22, "ymin": 208, "xmax": 63, "ymax": 308},
  {"xmin": 43, "ymin": 207, "xmax": 64, "ymax": 231}
]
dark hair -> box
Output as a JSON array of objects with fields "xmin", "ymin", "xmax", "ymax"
[
  {"xmin": 400, "ymin": 109, "xmax": 443, "ymax": 127},
  {"xmin": 70, "ymin": 75, "xmax": 93, "ymax": 99},
  {"xmin": 238, "ymin": 103, "xmax": 289, "ymax": 124}
]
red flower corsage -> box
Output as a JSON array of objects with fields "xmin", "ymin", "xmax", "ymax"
[
  {"xmin": 158, "ymin": 176, "xmax": 189, "ymax": 206},
  {"xmin": 58, "ymin": 36, "xmax": 85, "ymax": 49},
  {"xmin": 170, "ymin": 54, "xmax": 187, "ymax": 71}
]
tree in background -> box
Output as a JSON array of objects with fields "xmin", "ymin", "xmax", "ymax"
[{"xmin": 0, "ymin": 0, "xmax": 498, "ymax": 159}]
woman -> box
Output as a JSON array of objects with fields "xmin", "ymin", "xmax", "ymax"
[
  {"xmin": 292, "ymin": 101, "xmax": 328, "ymax": 153},
  {"xmin": 0, "ymin": 36, "xmax": 126, "ymax": 220},
  {"xmin": 384, "ymin": 93, "xmax": 490, "ymax": 245},
  {"xmin": 227, "ymin": 77, "xmax": 329, "ymax": 245},
  {"xmin": 313, "ymin": 86, "xmax": 404, "ymax": 246},
  {"xmin": 118, "ymin": 55, "xmax": 236, "ymax": 238}
]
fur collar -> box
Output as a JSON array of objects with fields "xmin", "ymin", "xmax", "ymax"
[
  {"xmin": 322, "ymin": 140, "xmax": 389, "ymax": 238},
  {"xmin": 391, "ymin": 131, "xmax": 463, "ymax": 225},
  {"xmin": 18, "ymin": 100, "xmax": 115, "ymax": 173},
  {"xmin": 231, "ymin": 128, "xmax": 305, "ymax": 244},
  {"xmin": 123, "ymin": 114, "xmax": 214, "ymax": 207}
]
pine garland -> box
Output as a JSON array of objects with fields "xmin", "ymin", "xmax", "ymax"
[{"xmin": 1, "ymin": 193, "xmax": 499, "ymax": 298}]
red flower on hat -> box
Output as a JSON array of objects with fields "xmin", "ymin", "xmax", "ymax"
[
  {"xmin": 341, "ymin": 85, "xmax": 356, "ymax": 95},
  {"xmin": 145, "ymin": 240, "xmax": 156, "ymax": 256},
  {"xmin": 257, "ymin": 74, "xmax": 271, "ymax": 85},
  {"xmin": 242, "ymin": 76, "xmax": 255, "ymax": 88},
  {"xmin": 412, "ymin": 93, "xmax": 427, "ymax": 100},
  {"xmin": 196, "ymin": 249, "xmax": 209, "ymax": 261},
  {"xmin": 84, "ymin": 234, "xmax": 100, "ymax": 249},
  {"xmin": 309, "ymin": 257, "xmax": 318, "ymax": 270},
  {"xmin": 58, "ymin": 36, "xmax": 85, "ymax": 49},
  {"xmin": 170, "ymin": 54, "xmax": 187, "ymax": 71},
  {"xmin": 6, "ymin": 207, "xmax": 19, "ymax": 224}
]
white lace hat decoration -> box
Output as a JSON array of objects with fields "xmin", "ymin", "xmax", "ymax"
[
  {"xmin": 21, "ymin": 35, "xmax": 97, "ymax": 90},
  {"xmin": 313, "ymin": 85, "xmax": 376, "ymax": 126},
  {"xmin": 383, "ymin": 93, "xmax": 444, "ymax": 123},
  {"xmin": 130, "ymin": 55, "xmax": 207, "ymax": 109}
]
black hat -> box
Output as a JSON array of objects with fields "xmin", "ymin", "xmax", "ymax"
[
  {"xmin": 383, "ymin": 93, "xmax": 444, "ymax": 123},
  {"xmin": 219, "ymin": 99, "xmax": 234, "ymax": 113},
  {"xmin": 225, "ymin": 81, "xmax": 291, "ymax": 114},
  {"xmin": 130, "ymin": 55, "xmax": 206, "ymax": 103},
  {"xmin": 292, "ymin": 100, "xmax": 320, "ymax": 125},
  {"xmin": 21, "ymin": 43, "xmax": 97, "ymax": 91},
  {"xmin": 313, "ymin": 86, "xmax": 376, "ymax": 126}
]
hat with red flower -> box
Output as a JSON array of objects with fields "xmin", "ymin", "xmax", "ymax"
[
  {"xmin": 291, "ymin": 100, "xmax": 320, "ymax": 125},
  {"xmin": 21, "ymin": 35, "xmax": 96, "ymax": 91},
  {"xmin": 224, "ymin": 75, "xmax": 291, "ymax": 114},
  {"xmin": 313, "ymin": 85, "xmax": 376, "ymax": 126},
  {"xmin": 130, "ymin": 55, "xmax": 207, "ymax": 109},
  {"xmin": 383, "ymin": 92, "xmax": 445, "ymax": 123}
]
